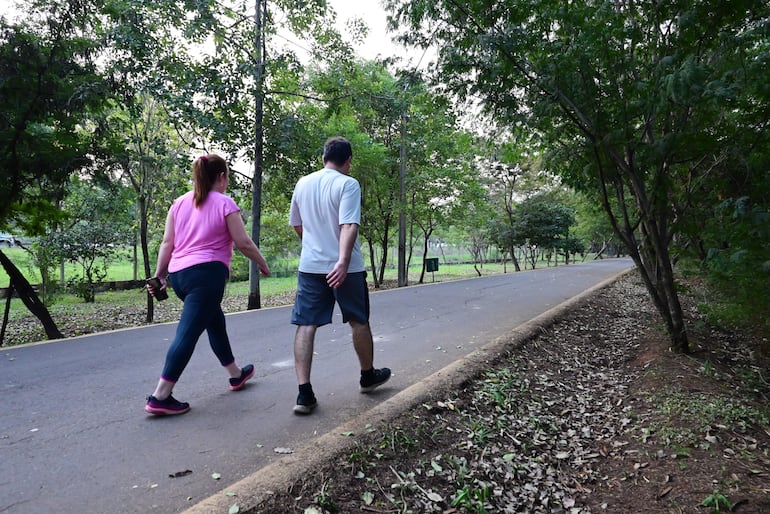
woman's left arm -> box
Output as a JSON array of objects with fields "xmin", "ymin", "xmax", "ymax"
[{"xmin": 226, "ymin": 212, "xmax": 270, "ymax": 276}]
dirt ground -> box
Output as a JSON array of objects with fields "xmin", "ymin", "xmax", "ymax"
[{"xmin": 247, "ymin": 272, "xmax": 770, "ymax": 513}]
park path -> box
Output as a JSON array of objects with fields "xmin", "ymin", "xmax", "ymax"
[{"xmin": 0, "ymin": 258, "xmax": 633, "ymax": 514}]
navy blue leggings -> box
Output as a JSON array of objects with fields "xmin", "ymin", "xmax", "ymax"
[{"xmin": 160, "ymin": 261, "xmax": 234, "ymax": 382}]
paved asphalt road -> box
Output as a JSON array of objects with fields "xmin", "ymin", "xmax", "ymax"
[{"xmin": 0, "ymin": 259, "xmax": 633, "ymax": 514}]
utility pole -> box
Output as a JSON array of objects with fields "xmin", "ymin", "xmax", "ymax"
[
  {"xmin": 247, "ymin": 0, "xmax": 265, "ymax": 309},
  {"xmin": 397, "ymin": 112, "xmax": 407, "ymax": 287}
]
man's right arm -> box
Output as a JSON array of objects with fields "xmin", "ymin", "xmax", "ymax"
[{"xmin": 327, "ymin": 223, "xmax": 358, "ymax": 288}]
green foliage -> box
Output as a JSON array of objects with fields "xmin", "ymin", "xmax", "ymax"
[
  {"xmin": 477, "ymin": 367, "xmax": 524, "ymax": 411},
  {"xmin": 643, "ymin": 388, "xmax": 768, "ymax": 451},
  {"xmin": 25, "ymin": 240, "xmax": 60, "ymax": 306},
  {"xmin": 228, "ymin": 252, "xmax": 249, "ymax": 283},
  {"xmin": 66, "ymin": 269, "xmax": 108, "ymax": 303},
  {"xmin": 450, "ymin": 484, "xmax": 491, "ymax": 514},
  {"xmin": 46, "ymin": 179, "xmax": 134, "ymax": 303},
  {"xmin": 314, "ymin": 480, "xmax": 337, "ymax": 512},
  {"xmin": 487, "ymin": 188, "xmax": 579, "ymax": 268},
  {"xmin": 512, "ymin": 193, "xmax": 575, "ymax": 267},
  {"xmin": 701, "ymin": 489, "xmax": 732, "ymax": 514},
  {"xmin": 379, "ymin": 426, "xmax": 418, "ymax": 452},
  {"xmin": 405, "ymin": 92, "xmax": 483, "ymax": 279},
  {"xmin": 0, "ymin": 9, "xmax": 109, "ymax": 233},
  {"xmin": 51, "ymin": 218, "xmax": 119, "ymax": 303},
  {"xmin": 258, "ymin": 197, "xmax": 300, "ymax": 267},
  {"xmin": 572, "ymin": 192, "xmax": 617, "ymax": 255},
  {"xmin": 388, "ymin": 0, "xmax": 770, "ymax": 351},
  {"xmin": 699, "ymin": 197, "xmax": 770, "ymax": 329}
]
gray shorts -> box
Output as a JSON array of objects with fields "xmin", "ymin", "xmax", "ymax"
[{"xmin": 291, "ymin": 271, "xmax": 370, "ymax": 326}]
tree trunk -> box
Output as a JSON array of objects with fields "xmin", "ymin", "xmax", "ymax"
[
  {"xmin": 507, "ymin": 244, "xmax": 521, "ymax": 271},
  {"xmin": 595, "ymin": 243, "xmax": 607, "ymax": 259},
  {"xmin": 1, "ymin": 282, "xmax": 13, "ymax": 344},
  {"xmin": 626, "ymin": 163, "xmax": 689, "ymax": 353},
  {"xmin": 138, "ymin": 197, "xmax": 155, "ymax": 323},
  {"xmin": 418, "ymin": 233, "xmax": 430, "ymax": 284},
  {"xmin": 624, "ymin": 241, "xmax": 689, "ymax": 352},
  {"xmin": 595, "ymin": 162, "xmax": 689, "ymax": 353},
  {"xmin": 247, "ymin": 0, "xmax": 265, "ymax": 310},
  {"xmin": 367, "ymin": 240, "xmax": 380, "ymax": 288},
  {"xmin": 0, "ymin": 250, "xmax": 63, "ymax": 340},
  {"xmin": 377, "ymin": 228, "xmax": 390, "ymax": 286}
]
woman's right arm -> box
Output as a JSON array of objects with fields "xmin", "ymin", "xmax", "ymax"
[
  {"xmin": 226, "ymin": 212, "xmax": 271, "ymax": 276},
  {"xmin": 150, "ymin": 209, "xmax": 175, "ymax": 289}
]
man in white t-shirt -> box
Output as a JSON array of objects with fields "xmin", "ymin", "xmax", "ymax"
[{"xmin": 288, "ymin": 136, "xmax": 391, "ymax": 414}]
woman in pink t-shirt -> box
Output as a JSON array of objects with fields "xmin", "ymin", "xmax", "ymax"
[{"xmin": 144, "ymin": 154, "xmax": 270, "ymax": 416}]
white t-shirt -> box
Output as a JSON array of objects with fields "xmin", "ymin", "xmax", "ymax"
[{"xmin": 289, "ymin": 168, "xmax": 365, "ymax": 274}]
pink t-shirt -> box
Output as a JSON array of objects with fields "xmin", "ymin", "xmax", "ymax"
[{"xmin": 167, "ymin": 191, "xmax": 240, "ymax": 273}]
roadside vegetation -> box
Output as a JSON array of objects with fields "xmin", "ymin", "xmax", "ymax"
[{"xmin": 247, "ymin": 272, "xmax": 770, "ymax": 514}]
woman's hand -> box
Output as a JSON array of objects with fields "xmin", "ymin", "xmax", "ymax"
[{"xmin": 146, "ymin": 276, "xmax": 168, "ymax": 300}]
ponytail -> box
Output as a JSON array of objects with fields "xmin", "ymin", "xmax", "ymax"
[{"xmin": 192, "ymin": 154, "xmax": 228, "ymax": 207}]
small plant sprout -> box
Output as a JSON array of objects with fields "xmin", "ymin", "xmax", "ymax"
[{"xmin": 701, "ymin": 488, "xmax": 732, "ymax": 513}]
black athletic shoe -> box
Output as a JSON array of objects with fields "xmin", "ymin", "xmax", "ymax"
[
  {"xmin": 360, "ymin": 367, "xmax": 391, "ymax": 393},
  {"xmin": 145, "ymin": 395, "xmax": 190, "ymax": 416},
  {"xmin": 229, "ymin": 364, "xmax": 255, "ymax": 391},
  {"xmin": 293, "ymin": 392, "xmax": 318, "ymax": 415}
]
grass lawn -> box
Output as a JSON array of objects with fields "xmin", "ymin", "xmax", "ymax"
[
  {"xmin": 3, "ymin": 259, "xmax": 516, "ymax": 319},
  {"xmin": 3, "ymin": 242, "xmax": 576, "ymax": 321}
]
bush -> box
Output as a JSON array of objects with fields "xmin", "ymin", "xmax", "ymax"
[{"xmin": 702, "ymin": 197, "xmax": 770, "ymax": 329}]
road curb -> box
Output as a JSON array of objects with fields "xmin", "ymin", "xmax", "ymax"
[{"xmin": 182, "ymin": 266, "xmax": 634, "ymax": 513}]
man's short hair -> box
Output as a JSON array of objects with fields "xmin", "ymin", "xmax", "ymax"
[{"xmin": 323, "ymin": 136, "xmax": 352, "ymax": 166}]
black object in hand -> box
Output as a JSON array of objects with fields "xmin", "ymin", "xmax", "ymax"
[{"xmin": 146, "ymin": 277, "xmax": 168, "ymax": 301}]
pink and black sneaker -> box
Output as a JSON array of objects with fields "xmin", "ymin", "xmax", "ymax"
[
  {"xmin": 145, "ymin": 394, "xmax": 190, "ymax": 415},
  {"xmin": 229, "ymin": 364, "xmax": 255, "ymax": 391}
]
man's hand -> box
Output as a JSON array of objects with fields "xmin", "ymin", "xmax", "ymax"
[{"xmin": 326, "ymin": 261, "xmax": 348, "ymax": 288}]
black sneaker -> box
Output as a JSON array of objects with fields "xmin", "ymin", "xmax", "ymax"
[
  {"xmin": 293, "ymin": 392, "xmax": 318, "ymax": 415},
  {"xmin": 145, "ymin": 395, "xmax": 190, "ymax": 416},
  {"xmin": 360, "ymin": 367, "xmax": 391, "ymax": 393},
  {"xmin": 229, "ymin": 364, "xmax": 255, "ymax": 391}
]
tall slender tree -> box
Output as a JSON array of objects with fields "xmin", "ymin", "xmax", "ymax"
[{"xmin": 142, "ymin": 0, "xmax": 347, "ymax": 308}]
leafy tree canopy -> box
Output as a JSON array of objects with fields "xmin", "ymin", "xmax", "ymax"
[
  {"xmin": 0, "ymin": 12, "xmax": 109, "ymax": 234},
  {"xmin": 387, "ymin": 0, "xmax": 770, "ymax": 351}
]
